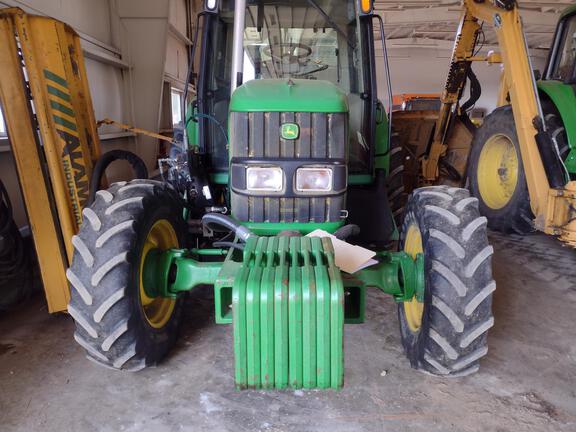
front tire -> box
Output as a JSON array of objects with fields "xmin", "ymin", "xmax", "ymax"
[
  {"xmin": 67, "ymin": 180, "xmax": 186, "ymax": 371},
  {"xmin": 398, "ymin": 186, "xmax": 495, "ymax": 376}
]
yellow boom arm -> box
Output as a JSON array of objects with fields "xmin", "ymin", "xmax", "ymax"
[{"xmin": 425, "ymin": 0, "xmax": 576, "ymax": 246}]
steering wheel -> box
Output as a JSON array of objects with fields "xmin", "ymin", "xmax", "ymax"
[{"xmin": 262, "ymin": 43, "xmax": 312, "ymax": 64}]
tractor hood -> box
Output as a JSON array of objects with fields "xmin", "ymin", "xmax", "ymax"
[{"xmin": 229, "ymin": 79, "xmax": 348, "ymax": 113}]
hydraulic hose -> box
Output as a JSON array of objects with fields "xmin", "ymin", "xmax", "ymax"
[
  {"xmin": 333, "ymin": 224, "xmax": 360, "ymax": 240},
  {"xmin": 201, "ymin": 213, "xmax": 254, "ymax": 243},
  {"xmin": 87, "ymin": 150, "xmax": 148, "ymax": 206},
  {"xmin": 461, "ymin": 67, "xmax": 482, "ymax": 113}
]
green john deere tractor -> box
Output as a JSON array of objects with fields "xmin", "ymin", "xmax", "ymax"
[
  {"xmin": 469, "ymin": 4, "xmax": 576, "ymax": 234},
  {"xmin": 67, "ymin": 0, "xmax": 495, "ymax": 389}
]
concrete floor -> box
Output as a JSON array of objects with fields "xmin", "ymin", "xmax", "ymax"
[{"xmin": 1, "ymin": 232, "xmax": 575, "ymax": 432}]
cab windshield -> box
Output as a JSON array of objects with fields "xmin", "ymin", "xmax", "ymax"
[
  {"xmin": 242, "ymin": 0, "xmax": 363, "ymax": 93},
  {"xmin": 199, "ymin": 0, "xmax": 374, "ymax": 173},
  {"xmin": 550, "ymin": 13, "xmax": 576, "ymax": 81}
]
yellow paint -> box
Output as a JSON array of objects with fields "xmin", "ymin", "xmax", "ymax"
[
  {"xmin": 545, "ymin": 181, "xmax": 576, "ymax": 247},
  {"xmin": 464, "ymin": 0, "xmax": 550, "ymax": 223},
  {"xmin": 423, "ymin": 9, "xmax": 480, "ymax": 181},
  {"xmin": 0, "ymin": 12, "xmax": 70, "ymax": 312},
  {"xmin": 139, "ymin": 220, "xmax": 178, "ymax": 329},
  {"xmin": 0, "ymin": 8, "xmax": 101, "ymax": 311},
  {"xmin": 360, "ymin": 0, "xmax": 373, "ymax": 14},
  {"xmin": 422, "ymin": 0, "xmax": 576, "ymax": 247},
  {"xmin": 477, "ymin": 134, "xmax": 519, "ymax": 209},
  {"xmin": 403, "ymin": 224, "xmax": 424, "ymax": 332}
]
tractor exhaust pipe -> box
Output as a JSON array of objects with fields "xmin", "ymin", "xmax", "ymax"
[{"xmin": 230, "ymin": 0, "xmax": 247, "ymax": 94}]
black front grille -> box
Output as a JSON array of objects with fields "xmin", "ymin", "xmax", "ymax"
[{"xmin": 230, "ymin": 111, "xmax": 347, "ymax": 223}]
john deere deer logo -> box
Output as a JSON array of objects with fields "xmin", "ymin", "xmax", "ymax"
[{"xmin": 281, "ymin": 123, "xmax": 299, "ymax": 140}]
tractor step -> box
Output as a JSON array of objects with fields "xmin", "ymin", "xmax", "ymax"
[{"xmin": 216, "ymin": 236, "xmax": 344, "ymax": 390}]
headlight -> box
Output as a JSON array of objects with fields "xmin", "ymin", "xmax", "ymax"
[
  {"xmin": 246, "ymin": 166, "xmax": 283, "ymax": 192},
  {"xmin": 295, "ymin": 168, "xmax": 333, "ymax": 192}
]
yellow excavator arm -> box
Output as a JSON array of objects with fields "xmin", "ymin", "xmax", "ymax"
[{"xmin": 424, "ymin": 0, "xmax": 576, "ymax": 246}]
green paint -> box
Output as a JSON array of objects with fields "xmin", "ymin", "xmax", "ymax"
[
  {"xmin": 560, "ymin": 4, "xmax": 576, "ymax": 19},
  {"xmin": 170, "ymin": 257, "xmax": 222, "ymax": 294},
  {"xmin": 190, "ymin": 248, "xmax": 228, "ymax": 256},
  {"xmin": 43, "ymin": 69, "xmax": 68, "ymax": 88},
  {"xmin": 209, "ymin": 172, "xmax": 229, "ymax": 184},
  {"xmin": 222, "ymin": 235, "xmax": 344, "ymax": 389},
  {"xmin": 141, "ymin": 237, "xmax": 424, "ymax": 391},
  {"xmin": 53, "ymin": 115, "xmax": 77, "ymax": 131},
  {"xmin": 281, "ymin": 122, "xmax": 299, "ymax": 140},
  {"xmin": 142, "ymin": 249, "xmax": 177, "ymax": 298},
  {"xmin": 214, "ymin": 255, "xmax": 239, "ymax": 324},
  {"xmin": 50, "ymin": 100, "xmax": 75, "ymax": 117},
  {"xmin": 538, "ymin": 80, "xmax": 576, "ymax": 173},
  {"xmin": 230, "ymin": 79, "xmax": 348, "ymax": 113},
  {"xmin": 355, "ymin": 251, "xmax": 425, "ymax": 302},
  {"xmin": 142, "ymin": 249, "xmax": 221, "ymax": 299},
  {"xmin": 47, "ymin": 85, "xmax": 71, "ymax": 102},
  {"xmin": 185, "ymin": 101, "xmax": 199, "ymax": 149},
  {"xmin": 348, "ymin": 174, "xmax": 374, "ymax": 185},
  {"xmin": 300, "ymin": 237, "xmax": 316, "ymax": 386},
  {"xmin": 146, "ymin": 243, "xmax": 424, "ymax": 304},
  {"xmin": 242, "ymin": 220, "xmax": 343, "ymax": 235}
]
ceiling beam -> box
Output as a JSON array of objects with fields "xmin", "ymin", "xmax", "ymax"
[
  {"xmin": 381, "ymin": 6, "xmax": 559, "ymax": 27},
  {"xmin": 382, "ymin": 37, "xmax": 549, "ymax": 58}
]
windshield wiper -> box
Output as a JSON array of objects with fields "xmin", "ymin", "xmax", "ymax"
[
  {"xmin": 306, "ymin": 0, "xmax": 356, "ymax": 49},
  {"xmin": 294, "ymin": 64, "xmax": 330, "ymax": 77}
]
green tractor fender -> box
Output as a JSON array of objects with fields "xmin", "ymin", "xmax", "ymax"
[{"xmin": 537, "ymin": 80, "xmax": 576, "ymax": 172}]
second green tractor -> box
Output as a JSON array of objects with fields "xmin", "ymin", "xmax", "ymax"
[{"xmin": 469, "ymin": 4, "xmax": 576, "ymax": 234}]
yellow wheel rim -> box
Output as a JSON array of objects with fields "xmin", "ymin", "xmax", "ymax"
[
  {"xmin": 477, "ymin": 134, "xmax": 519, "ymax": 210},
  {"xmin": 139, "ymin": 219, "xmax": 178, "ymax": 329},
  {"xmin": 403, "ymin": 224, "xmax": 424, "ymax": 333}
]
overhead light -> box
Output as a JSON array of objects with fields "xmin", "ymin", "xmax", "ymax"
[
  {"xmin": 358, "ymin": 0, "xmax": 373, "ymax": 15},
  {"xmin": 205, "ymin": 0, "xmax": 218, "ymax": 12}
]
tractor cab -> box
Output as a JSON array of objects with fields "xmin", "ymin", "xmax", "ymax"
[
  {"xmin": 190, "ymin": 0, "xmax": 392, "ymax": 238},
  {"xmin": 544, "ymin": 6, "xmax": 576, "ymax": 84}
]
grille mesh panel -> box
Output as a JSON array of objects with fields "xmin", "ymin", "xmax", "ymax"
[{"xmin": 230, "ymin": 111, "xmax": 347, "ymax": 223}]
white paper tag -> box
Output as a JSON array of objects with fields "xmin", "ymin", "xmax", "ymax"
[{"xmin": 306, "ymin": 229, "xmax": 377, "ymax": 274}]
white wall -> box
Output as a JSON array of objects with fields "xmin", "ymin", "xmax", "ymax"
[
  {"xmin": 0, "ymin": 0, "xmax": 112, "ymax": 43},
  {"xmin": 0, "ymin": 0, "xmax": 193, "ymax": 227}
]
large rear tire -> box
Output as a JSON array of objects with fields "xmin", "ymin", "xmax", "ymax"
[
  {"xmin": 386, "ymin": 132, "xmax": 407, "ymax": 228},
  {"xmin": 67, "ymin": 180, "xmax": 186, "ymax": 371},
  {"xmin": 542, "ymin": 100, "xmax": 571, "ymax": 162},
  {"xmin": 398, "ymin": 186, "xmax": 495, "ymax": 376},
  {"xmin": 468, "ymin": 106, "xmax": 533, "ymax": 234}
]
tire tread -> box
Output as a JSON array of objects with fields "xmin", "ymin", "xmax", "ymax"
[
  {"xmin": 67, "ymin": 180, "xmax": 184, "ymax": 371},
  {"xmin": 399, "ymin": 185, "xmax": 495, "ymax": 376}
]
